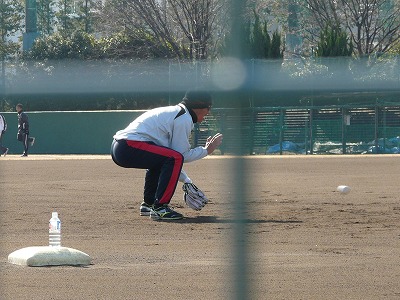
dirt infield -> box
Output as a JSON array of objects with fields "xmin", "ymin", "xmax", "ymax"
[{"xmin": 1, "ymin": 155, "xmax": 400, "ymax": 299}]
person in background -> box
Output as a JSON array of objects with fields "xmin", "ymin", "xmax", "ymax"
[
  {"xmin": 0, "ymin": 114, "xmax": 9, "ymax": 156},
  {"xmin": 16, "ymin": 104, "xmax": 35, "ymax": 157},
  {"xmin": 111, "ymin": 90, "xmax": 223, "ymax": 221}
]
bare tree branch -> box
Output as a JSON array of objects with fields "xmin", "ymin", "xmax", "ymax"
[
  {"xmin": 96, "ymin": 0, "xmax": 228, "ymax": 59},
  {"xmin": 302, "ymin": 0, "xmax": 400, "ymax": 56}
]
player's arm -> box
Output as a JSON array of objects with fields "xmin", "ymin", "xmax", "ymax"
[
  {"xmin": 21, "ymin": 113, "xmax": 29, "ymax": 131},
  {"xmin": 179, "ymin": 169, "xmax": 192, "ymax": 183},
  {"xmin": 170, "ymin": 117, "xmax": 207, "ymax": 163}
]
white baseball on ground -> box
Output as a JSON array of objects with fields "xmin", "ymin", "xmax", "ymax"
[{"xmin": 337, "ymin": 185, "xmax": 351, "ymax": 194}]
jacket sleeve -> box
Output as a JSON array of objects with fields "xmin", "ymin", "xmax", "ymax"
[
  {"xmin": 0, "ymin": 115, "xmax": 5, "ymax": 131},
  {"xmin": 179, "ymin": 169, "xmax": 192, "ymax": 183},
  {"xmin": 170, "ymin": 116, "xmax": 207, "ymax": 163},
  {"xmin": 21, "ymin": 113, "xmax": 29, "ymax": 131}
]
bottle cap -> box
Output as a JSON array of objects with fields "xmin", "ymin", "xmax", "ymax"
[{"xmin": 52, "ymin": 212, "xmax": 58, "ymax": 218}]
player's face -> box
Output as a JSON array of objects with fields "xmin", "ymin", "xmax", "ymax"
[{"xmin": 196, "ymin": 107, "xmax": 211, "ymax": 123}]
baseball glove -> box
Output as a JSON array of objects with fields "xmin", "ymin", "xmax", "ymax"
[{"xmin": 182, "ymin": 183, "xmax": 208, "ymax": 211}]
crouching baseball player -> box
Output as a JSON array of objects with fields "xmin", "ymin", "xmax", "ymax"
[{"xmin": 111, "ymin": 90, "xmax": 223, "ymax": 220}]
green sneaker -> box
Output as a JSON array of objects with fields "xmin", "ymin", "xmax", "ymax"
[{"xmin": 150, "ymin": 204, "xmax": 183, "ymax": 221}]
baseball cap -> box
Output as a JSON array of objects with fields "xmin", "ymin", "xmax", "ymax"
[{"xmin": 181, "ymin": 90, "xmax": 212, "ymax": 109}]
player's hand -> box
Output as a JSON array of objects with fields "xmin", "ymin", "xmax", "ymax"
[{"xmin": 205, "ymin": 133, "xmax": 223, "ymax": 154}]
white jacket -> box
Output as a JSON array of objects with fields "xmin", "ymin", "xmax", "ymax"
[
  {"xmin": 114, "ymin": 104, "xmax": 207, "ymax": 183},
  {"xmin": 0, "ymin": 114, "xmax": 7, "ymax": 132}
]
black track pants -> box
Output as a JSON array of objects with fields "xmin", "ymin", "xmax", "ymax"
[{"xmin": 111, "ymin": 139, "xmax": 183, "ymax": 206}]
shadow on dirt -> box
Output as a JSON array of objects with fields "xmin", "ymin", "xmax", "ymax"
[{"xmin": 180, "ymin": 216, "xmax": 303, "ymax": 224}]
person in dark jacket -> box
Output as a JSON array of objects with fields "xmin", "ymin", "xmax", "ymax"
[{"xmin": 16, "ymin": 104, "xmax": 35, "ymax": 157}]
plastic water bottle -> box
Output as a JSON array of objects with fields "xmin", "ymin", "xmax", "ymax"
[{"xmin": 49, "ymin": 212, "xmax": 61, "ymax": 247}]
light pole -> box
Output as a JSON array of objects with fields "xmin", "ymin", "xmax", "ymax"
[{"xmin": 23, "ymin": 0, "xmax": 39, "ymax": 51}]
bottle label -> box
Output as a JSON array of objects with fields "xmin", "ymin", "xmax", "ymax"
[{"xmin": 49, "ymin": 220, "xmax": 61, "ymax": 232}]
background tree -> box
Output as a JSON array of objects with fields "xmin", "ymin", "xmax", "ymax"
[
  {"xmin": 316, "ymin": 23, "xmax": 353, "ymax": 57},
  {"xmin": 286, "ymin": 0, "xmax": 301, "ymax": 53},
  {"xmin": 224, "ymin": 9, "xmax": 283, "ymax": 59},
  {"xmin": 56, "ymin": 0, "xmax": 99, "ymax": 33},
  {"xmin": 0, "ymin": 0, "xmax": 24, "ymax": 93},
  {"xmin": 74, "ymin": 0, "xmax": 99, "ymax": 33},
  {"xmin": 223, "ymin": 19, "xmax": 252, "ymax": 57},
  {"xmin": 26, "ymin": 31, "xmax": 102, "ymax": 60},
  {"xmin": 387, "ymin": 40, "xmax": 400, "ymax": 55},
  {"xmin": 269, "ymin": 30, "xmax": 283, "ymax": 58},
  {"xmin": 37, "ymin": 0, "xmax": 56, "ymax": 35},
  {"xmin": 25, "ymin": 30, "xmax": 171, "ymax": 60},
  {"xmin": 48, "ymin": 0, "xmax": 97, "ymax": 33},
  {"xmin": 0, "ymin": 0, "xmax": 24, "ymax": 58},
  {"xmin": 95, "ymin": 0, "xmax": 228, "ymax": 59},
  {"xmin": 251, "ymin": 11, "xmax": 268, "ymax": 58},
  {"xmin": 301, "ymin": 0, "xmax": 400, "ymax": 56}
]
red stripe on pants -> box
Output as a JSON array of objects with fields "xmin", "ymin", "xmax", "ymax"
[{"xmin": 126, "ymin": 141, "xmax": 183, "ymax": 204}]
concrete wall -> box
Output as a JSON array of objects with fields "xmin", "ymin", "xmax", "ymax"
[{"xmin": 0, "ymin": 111, "xmax": 144, "ymax": 155}]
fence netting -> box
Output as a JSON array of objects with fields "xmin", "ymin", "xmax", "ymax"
[{"xmin": 193, "ymin": 102, "xmax": 400, "ymax": 155}]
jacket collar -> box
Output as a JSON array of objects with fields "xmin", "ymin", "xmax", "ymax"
[{"xmin": 179, "ymin": 104, "xmax": 197, "ymax": 123}]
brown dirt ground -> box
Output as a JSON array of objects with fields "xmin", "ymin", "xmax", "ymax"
[{"xmin": 1, "ymin": 155, "xmax": 400, "ymax": 300}]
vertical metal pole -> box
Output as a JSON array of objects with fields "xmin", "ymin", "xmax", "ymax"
[
  {"xmin": 374, "ymin": 105, "xmax": 379, "ymax": 153},
  {"xmin": 226, "ymin": 0, "xmax": 249, "ymax": 299},
  {"xmin": 0, "ymin": 59, "xmax": 4, "ymax": 96},
  {"xmin": 168, "ymin": 61, "xmax": 171, "ymax": 105},
  {"xmin": 220, "ymin": 113, "xmax": 226, "ymax": 155},
  {"xmin": 382, "ymin": 104, "xmax": 386, "ymax": 150},
  {"xmin": 0, "ymin": 0, "xmax": 4, "ymax": 95},
  {"xmin": 341, "ymin": 107, "xmax": 347, "ymax": 154},
  {"xmin": 84, "ymin": 0, "xmax": 90, "ymax": 33},
  {"xmin": 23, "ymin": 0, "xmax": 39, "ymax": 51},
  {"xmin": 63, "ymin": 0, "xmax": 67, "ymax": 31},
  {"xmin": 304, "ymin": 110, "xmax": 308, "ymax": 154},
  {"xmin": 309, "ymin": 108, "xmax": 314, "ymax": 154},
  {"xmin": 195, "ymin": 60, "xmax": 198, "ymax": 87},
  {"xmin": 279, "ymin": 109, "xmax": 284, "ymax": 155},
  {"xmin": 250, "ymin": 59, "xmax": 255, "ymax": 108},
  {"xmin": 25, "ymin": 0, "xmax": 38, "ymax": 33},
  {"xmin": 250, "ymin": 107, "xmax": 255, "ymax": 155}
]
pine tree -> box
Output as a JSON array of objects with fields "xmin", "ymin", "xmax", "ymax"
[
  {"xmin": 251, "ymin": 11, "xmax": 281, "ymax": 59},
  {"xmin": 316, "ymin": 23, "xmax": 353, "ymax": 57},
  {"xmin": 222, "ymin": 11, "xmax": 283, "ymax": 60},
  {"xmin": 262, "ymin": 22, "xmax": 271, "ymax": 58},
  {"xmin": 270, "ymin": 30, "xmax": 283, "ymax": 59},
  {"xmin": 0, "ymin": 0, "xmax": 24, "ymax": 59},
  {"xmin": 0, "ymin": 0, "xmax": 24, "ymax": 93},
  {"xmin": 251, "ymin": 12, "xmax": 264, "ymax": 58}
]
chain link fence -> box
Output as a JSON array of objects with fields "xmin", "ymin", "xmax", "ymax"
[{"xmin": 193, "ymin": 101, "xmax": 400, "ymax": 155}]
